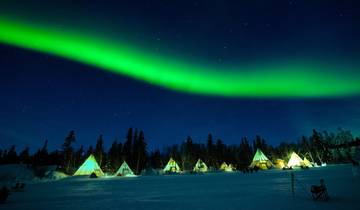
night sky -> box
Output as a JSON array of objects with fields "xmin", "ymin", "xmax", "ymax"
[{"xmin": 0, "ymin": 0, "xmax": 360, "ymax": 151}]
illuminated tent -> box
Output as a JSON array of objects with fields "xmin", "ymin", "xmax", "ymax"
[
  {"xmin": 116, "ymin": 161, "xmax": 134, "ymax": 176},
  {"xmin": 287, "ymin": 152, "xmax": 304, "ymax": 168},
  {"xmin": 228, "ymin": 164, "xmax": 235, "ymax": 171},
  {"xmin": 193, "ymin": 159, "xmax": 208, "ymax": 173},
  {"xmin": 220, "ymin": 162, "xmax": 228, "ymax": 170},
  {"xmin": 163, "ymin": 158, "xmax": 181, "ymax": 173},
  {"xmin": 303, "ymin": 157, "xmax": 313, "ymax": 167},
  {"xmin": 74, "ymin": 154, "xmax": 104, "ymax": 177},
  {"xmin": 249, "ymin": 149, "xmax": 273, "ymax": 170},
  {"xmin": 220, "ymin": 162, "xmax": 233, "ymax": 172},
  {"xmin": 274, "ymin": 159, "xmax": 285, "ymax": 169}
]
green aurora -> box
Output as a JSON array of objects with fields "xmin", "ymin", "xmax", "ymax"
[{"xmin": 0, "ymin": 17, "xmax": 359, "ymax": 98}]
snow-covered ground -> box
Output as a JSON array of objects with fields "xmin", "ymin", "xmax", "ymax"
[
  {"xmin": 3, "ymin": 164, "xmax": 360, "ymax": 210},
  {"xmin": 0, "ymin": 164, "xmax": 34, "ymax": 185},
  {"xmin": 0, "ymin": 164, "xmax": 68, "ymax": 185}
]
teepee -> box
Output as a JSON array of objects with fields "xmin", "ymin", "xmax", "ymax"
[
  {"xmin": 220, "ymin": 162, "xmax": 233, "ymax": 172},
  {"xmin": 249, "ymin": 149, "xmax": 273, "ymax": 170},
  {"xmin": 287, "ymin": 152, "xmax": 304, "ymax": 168},
  {"xmin": 193, "ymin": 159, "xmax": 208, "ymax": 172},
  {"xmin": 163, "ymin": 158, "xmax": 181, "ymax": 173},
  {"xmin": 274, "ymin": 159, "xmax": 285, "ymax": 169},
  {"xmin": 303, "ymin": 157, "xmax": 313, "ymax": 167},
  {"xmin": 116, "ymin": 161, "xmax": 134, "ymax": 176},
  {"xmin": 74, "ymin": 154, "xmax": 104, "ymax": 177}
]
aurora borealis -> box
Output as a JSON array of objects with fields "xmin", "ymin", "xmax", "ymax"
[
  {"xmin": 0, "ymin": 0, "xmax": 359, "ymax": 150},
  {"xmin": 0, "ymin": 17, "xmax": 359, "ymax": 97}
]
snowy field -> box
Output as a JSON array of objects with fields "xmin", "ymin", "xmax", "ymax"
[{"xmin": 3, "ymin": 164, "xmax": 360, "ymax": 210}]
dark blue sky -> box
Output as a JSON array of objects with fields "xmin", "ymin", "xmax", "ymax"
[{"xmin": 0, "ymin": 0, "xmax": 360, "ymax": 152}]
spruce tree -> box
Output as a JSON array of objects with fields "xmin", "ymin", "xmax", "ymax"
[
  {"xmin": 108, "ymin": 140, "xmax": 120, "ymax": 171},
  {"xmin": 216, "ymin": 139, "xmax": 224, "ymax": 167},
  {"xmin": 239, "ymin": 137, "xmax": 252, "ymax": 169},
  {"xmin": 5, "ymin": 145, "xmax": 18, "ymax": 164},
  {"xmin": 207, "ymin": 134, "xmax": 214, "ymax": 167},
  {"xmin": 123, "ymin": 128, "xmax": 133, "ymax": 165},
  {"xmin": 134, "ymin": 130, "xmax": 147, "ymax": 174},
  {"xmin": 95, "ymin": 135, "xmax": 105, "ymax": 167},
  {"xmin": 62, "ymin": 130, "xmax": 76, "ymax": 174},
  {"xmin": 150, "ymin": 149, "xmax": 163, "ymax": 169},
  {"xmin": 19, "ymin": 147, "xmax": 31, "ymax": 166},
  {"xmin": 74, "ymin": 145, "xmax": 84, "ymax": 167}
]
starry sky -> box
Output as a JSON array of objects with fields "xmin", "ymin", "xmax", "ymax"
[{"xmin": 0, "ymin": 0, "xmax": 360, "ymax": 152}]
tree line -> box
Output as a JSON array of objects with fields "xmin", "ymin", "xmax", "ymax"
[{"xmin": 0, "ymin": 128, "xmax": 359, "ymax": 174}]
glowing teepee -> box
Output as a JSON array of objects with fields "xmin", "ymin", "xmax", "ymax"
[
  {"xmin": 116, "ymin": 161, "xmax": 134, "ymax": 176},
  {"xmin": 249, "ymin": 149, "xmax": 273, "ymax": 170},
  {"xmin": 287, "ymin": 152, "xmax": 304, "ymax": 168},
  {"xmin": 193, "ymin": 159, "xmax": 208, "ymax": 172},
  {"xmin": 74, "ymin": 154, "xmax": 104, "ymax": 177},
  {"xmin": 163, "ymin": 158, "xmax": 181, "ymax": 173},
  {"xmin": 220, "ymin": 162, "xmax": 233, "ymax": 172},
  {"xmin": 274, "ymin": 159, "xmax": 285, "ymax": 169}
]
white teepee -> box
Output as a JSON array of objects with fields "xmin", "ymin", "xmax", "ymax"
[
  {"xmin": 220, "ymin": 162, "xmax": 233, "ymax": 172},
  {"xmin": 287, "ymin": 152, "xmax": 304, "ymax": 168},
  {"xmin": 116, "ymin": 161, "xmax": 134, "ymax": 176},
  {"xmin": 193, "ymin": 159, "xmax": 208, "ymax": 172}
]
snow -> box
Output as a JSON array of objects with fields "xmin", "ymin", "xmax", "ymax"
[
  {"xmin": 41, "ymin": 171, "xmax": 69, "ymax": 182},
  {"xmin": 3, "ymin": 164, "xmax": 360, "ymax": 210},
  {"xmin": 0, "ymin": 164, "xmax": 34, "ymax": 185},
  {"xmin": 0, "ymin": 164, "xmax": 68, "ymax": 186}
]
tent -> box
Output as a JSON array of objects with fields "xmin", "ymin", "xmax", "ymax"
[
  {"xmin": 287, "ymin": 152, "xmax": 304, "ymax": 168},
  {"xmin": 115, "ymin": 161, "xmax": 134, "ymax": 176},
  {"xmin": 303, "ymin": 157, "xmax": 313, "ymax": 167},
  {"xmin": 74, "ymin": 154, "xmax": 104, "ymax": 177},
  {"xmin": 163, "ymin": 158, "xmax": 181, "ymax": 173},
  {"xmin": 274, "ymin": 159, "xmax": 285, "ymax": 169},
  {"xmin": 249, "ymin": 149, "xmax": 273, "ymax": 170},
  {"xmin": 193, "ymin": 159, "xmax": 208, "ymax": 173},
  {"xmin": 220, "ymin": 162, "xmax": 228, "ymax": 170},
  {"xmin": 220, "ymin": 162, "xmax": 233, "ymax": 172},
  {"xmin": 228, "ymin": 164, "xmax": 235, "ymax": 171}
]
